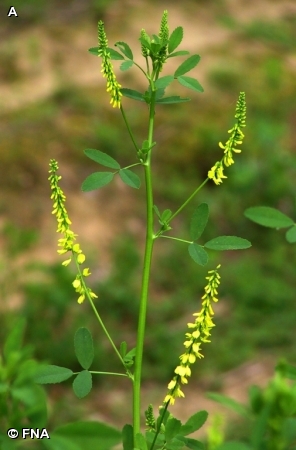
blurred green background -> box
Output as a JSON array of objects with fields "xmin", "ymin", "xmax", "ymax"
[{"xmin": 1, "ymin": 0, "xmax": 296, "ymax": 438}]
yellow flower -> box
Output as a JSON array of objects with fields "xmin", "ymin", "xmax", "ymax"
[{"xmin": 163, "ymin": 265, "xmax": 221, "ymax": 405}]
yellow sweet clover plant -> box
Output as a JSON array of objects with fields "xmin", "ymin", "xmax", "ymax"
[{"xmin": 38, "ymin": 11, "xmax": 251, "ymax": 450}]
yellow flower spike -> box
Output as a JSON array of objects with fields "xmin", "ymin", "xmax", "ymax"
[
  {"xmin": 97, "ymin": 21, "xmax": 122, "ymax": 108},
  {"xmin": 163, "ymin": 265, "xmax": 221, "ymax": 406},
  {"xmin": 49, "ymin": 159, "xmax": 98, "ymax": 304},
  {"xmin": 208, "ymin": 92, "xmax": 246, "ymax": 185}
]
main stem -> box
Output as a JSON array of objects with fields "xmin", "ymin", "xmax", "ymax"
[{"xmin": 133, "ymin": 89, "xmax": 156, "ymax": 441}]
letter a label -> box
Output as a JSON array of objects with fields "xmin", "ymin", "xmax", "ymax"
[{"xmin": 7, "ymin": 7, "xmax": 18, "ymax": 17}]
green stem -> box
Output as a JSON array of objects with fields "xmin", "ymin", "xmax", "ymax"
[
  {"xmin": 73, "ymin": 257, "xmax": 126, "ymax": 369},
  {"xmin": 158, "ymin": 235, "xmax": 192, "ymax": 244},
  {"xmin": 120, "ymin": 105, "xmax": 139, "ymax": 153},
  {"xmin": 133, "ymin": 87, "xmax": 156, "ymax": 441},
  {"xmin": 149, "ymin": 401, "xmax": 170, "ymax": 450},
  {"xmin": 169, "ymin": 178, "xmax": 209, "ymax": 223}
]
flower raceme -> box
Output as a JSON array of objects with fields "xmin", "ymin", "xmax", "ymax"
[
  {"xmin": 97, "ymin": 20, "xmax": 122, "ymax": 108},
  {"xmin": 208, "ymin": 92, "xmax": 246, "ymax": 185},
  {"xmin": 164, "ymin": 265, "xmax": 221, "ymax": 405},
  {"xmin": 48, "ymin": 159, "xmax": 98, "ymax": 304}
]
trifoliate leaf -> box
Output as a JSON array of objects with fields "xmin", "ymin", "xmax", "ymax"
[
  {"xmin": 35, "ymin": 365, "xmax": 73, "ymax": 384},
  {"xmin": 156, "ymin": 96, "xmax": 190, "ymax": 104},
  {"xmin": 167, "ymin": 50, "xmax": 190, "ymax": 59},
  {"xmin": 81, "ymin": 172, "xmax": 114, "ymax": 192},
  {"xmin": 204, "ymin": 236, "xmax": 251, "ymax": 250},
  {"xmin": 120, "ymin": 88, "xmax": 145, "ymax": 102},
  {"xmin": 74, "ymin": 328, "xmax": 94, "ymax": 370},
  {"xmin": 174, "ymin": 55, "xmax": 201, "ymax": 77},
  {"xmin": 119, "ymin": 169, "xmax": 141, "ymax": 189},
  {"xmin": 72, "ymin": 370, "xmax": 92, "ymax": 398},
  {"xmin": 286, "ymin": 225, "xmax": 296, "ymax": 243},
  {"xmin": 190, "ymin": 203, "xmax": 209, "ymax": 240},
  {"xmin": 177, "ymin": 76, "xmax": 204, "ymax": 93},
  {"xmin": 168, "ymin": 27, "xmax": 184, "ymax": 53},
  {"xmin": 120, "ymin": 60, "xmax": 134, "ymax": 71},
  {"xmin": 188, "ymin": 243, "xmax": 208, "ymax": 266},
  {"xmin": 155, "ymin": 75, "xmax": 174, "ymax": 90},
  {"xmin": 115, "ymin": 41, "xmax": 133, "ymax": 60},
  {"xmin": 84, "ymin": 149, "xmax": 120, "ymax": 169},
  {"xmin": 244, "ymin": 206, "xmax": 294, "ymax": 229}
]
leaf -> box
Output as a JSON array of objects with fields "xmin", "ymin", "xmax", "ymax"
[
  {"xmin": 119, "ymin": 169, "xmax": 141, "ymax": 189},
  {"xmin": 286, "ymin": 226, "xmax": 296, "ymax": 243},
  {"xmin": 174, "ymin": 55, "xmax": 201, "ymax": 77},
  {"xmin": 88, "ymin": 47, "xmax": 125, "ymax": 60},
  {"xmin": 153, "ymin": 205, "xmax": 161, "ymax": 218},
  {"xmin": 190, "ymin": 203, "xmax": 209, "ymax": 240},
  {"xmin": 168, "ymin": 27, "xmax": 184, "ymax": 53},
  {"xmin": 161, "ymin": 209, "xmax": 172, "ymax": 222},
  {"xmin": 35, "ymin": 365, "xmax": 73, "ymax": 384},
  {"xmin": 165, "ymin": 417, "xmax": 182, "ymax": 442},
  {"xmin": 122, "ymin": 424, "xmax": 134, "ymax": 450},
  {"xmin": 188, "ymin": 243, "xmax": 208, "ymax": 266},
  {"xmin": 244, "ymin": 206, "xmax": 294, "ymax": 228},
  {"xmin": 155, "ymin": 88, "xmax": 165, "ymax": 100},
  {"xmin": 177, "ymin": 75, "xmax": 204, "ymax": 93},
  {"xmin": 88, "ymin": 47, "xmax": 100, "ymax": 56},
  {"xmin": 81, "ymin": 172, "xmax": 114, "ymax": 192},
  {"xmin": 115, "ymin": 41, "xmax": 133, "ymax": 60},
  {"xmin": 124, "ymin": 347, "xmax": 136, "ymax": 367},
  {"xmin": 179, "ymin": 410, "xmax": 208, "ymax": 436},
  {"xmin": 155, "ymin": 75, "xmax": 174, "ymax": 90},
  {"xmin": 120, "ymin": 88, "xmax": 145, "ymax": 102},
  {"xmin": 207, "ymin": 392, "xmax": 250, "ymax": 419},
  {"xmin": 3, "ymin": 317, "xmax": 26, "ymax": 360},
  {"xmin": 120, "ymin": 60, "xmax": 134, "ymax": 71},
  {"xmin": 166, "ymin": 437, "xmax": 185, "ymax": 450},
  {"xmin": 72, "ymin": 370, "xmax": 92, "ymax": 398},
  {"xmin": 119, "ymin": 341, "xmax": 127, "ymax": 358},
  {"xmin": 41, "ymin": 434, "xmax": 81, "ymax": 450},
  {"xmin": 215, "ymin": 442, "xmax": 252, "ymax": 450},
  {"xmin": 204, "ymin": 236, "xmax": 251, "ymax": 251},
  {"xmin": 167, "ymin": 50, "xmax": 190, "ymax": 59},
  {"xmin": 107, "ymin": 47, "xmax": 125, "ymax": 60},
  {"xmin": 84, "ymin": 149, "xmax": 120, "ymax": 169},
  {"xmin": 176, "ymin": 436, "xmax": 204, "ymax": 449},
  {"xmin": 135, "ymin": 432, "xmax": 148, "ymax": 450},
  {"xmin": 139, "ymin": 36, "xmax": 151, "ymax": 51},
  {"xmin": 50, "ymin": 421, "xmax": 121, "ymax": 450},
  {"xmin": 74, "ymin": 328, "xmax": 94, "ymax": 370},
  {"xmin": 156, "ymin": 96, "xmax": 190, "ymax": 104}
]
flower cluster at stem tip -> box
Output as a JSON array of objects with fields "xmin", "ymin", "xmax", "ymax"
[
  {"xmin": 48, "ymin": 159, "xmax": 98, "ymax": 304},
  {"xmin": 164, "ymin": 265, "xmax": 221, "ymax": 405},
  {"xmin": 208, "ymin": 92, "xmax": 246, "ymax": 185},
  {"xmin": 98, "ymin": 20, "xmax": 122, "ymax": 108}
]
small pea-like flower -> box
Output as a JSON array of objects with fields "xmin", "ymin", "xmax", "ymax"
[
  {"xmin": 164, "ymin": 265, "xmax": 221, "ymax": 405},
  {"xmin": 49, "ymin": 159, "xmax": 98, "ymax": 304},
  {"xmin": 208, "ymin": 92, "xmax": 246, "ymax": 185},
  {"xmin": 98, "ymin": 21, "xmax": 122, "ymax": 108}
]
